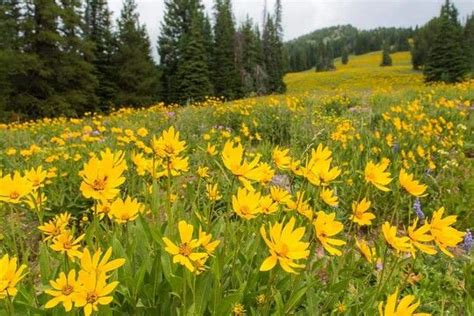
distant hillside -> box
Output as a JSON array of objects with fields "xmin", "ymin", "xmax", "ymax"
[{"xmin": 285, "ymin": 25, "xmax": 414, "ymax": 72}]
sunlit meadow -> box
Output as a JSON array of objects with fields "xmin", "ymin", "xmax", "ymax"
[{"xmin": 0, "ymin": 52, "xmax": 473, "ymax": 315}]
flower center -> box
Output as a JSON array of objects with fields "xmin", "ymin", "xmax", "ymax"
[
  {"xmin": 276, "ymin": 243, "xmax": 289, "ymax": 257},
  {"xmin": 93, "ymin": 178, "xmax": 107, "ymax": 191},
  {"xmin": 62, "ymin": 285, "xmax": 74, "ymax": 296},
  {"xmin": 63, "ymin": 241, "xmax": 72, "ymax": 250},
  {"xmin": 9, "ymin": 191, "xmax": 20, "ymax": 200},
  {"xmin": 179, "ymin": 243, "xmax": 192, "ymax": 257},
  {"xmin": 86, "ymin": 292, "xmax": 98, "ymax": 304}
]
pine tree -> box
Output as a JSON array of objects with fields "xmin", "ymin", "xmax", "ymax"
[
  {"xmin": 341, "ymin": 46, "xmax": 349, "ymax": 64},
  {"xmin": 57, "ymin": 0, "xmax": 98, "ymax": 114},
  {"xmin": 85, "ymin": 0, "xmax": 117, "ymax": 111},
  {"xmin": 464, "ymin": 14, "xmax": 474, "ymax": 72},
  {"xmin": 176, "ymin": 8, "xmax": 213, "ymax": 103},
  {"xmin": 262, "ymin": 13, "xmax": 286, "ymax": 93},
  {"xmin": 115, "ymin": 0, "xmax": 157, "ymax": 107},
  {"xmin": 238, "ymin": 17, "xmax": 259, "ymax": 95},
  {"xmin": 380, "ymin": 41, "xmax": 392, "ymax": 66},
  {"xmin": 212, "ymin": 0, "xmax": 241, "ymax": 100},
  {"xmin": 0, "ymin": 0, "xmax": 22, "ymax": 116},
  {"xmin": 424, "ymin": 0, "xmax": 468, "ymax": 83},
  {"xmin": 202, "ymin": 13, "xmax": 214, "ymax": 73},
  {"xmin": 12, "ymin": 0, "xmax": 66, "ymax": 117},
  {"xmin": 410, "ymin": 18, "xmax": 440, "ymax": 70}
]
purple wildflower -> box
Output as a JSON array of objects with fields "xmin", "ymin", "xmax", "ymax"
[
  {"xmin": 463, "ymin": 230, "xmax": 473, "ymax": 252},
  {"xmin": 413, "ymin": 198, "xmax": 425, "ymax": 222}
]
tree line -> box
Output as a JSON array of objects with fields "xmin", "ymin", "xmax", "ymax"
[
  {"xmin": 286, "ymin": 25, "xmax": 414, "ymax": 72},
  {"xmin": 158, "ymin": 0, "xmax": 286, "ymax": 105},
  {"xmin": 410, "ymin": 0, "xmax": 473, "ymax": 83},
  {"xmin": 0, "ymin": 0, "xmax": 286, "ymax": 120}
]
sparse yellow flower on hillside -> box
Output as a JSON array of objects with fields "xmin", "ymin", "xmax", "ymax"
[
  {"xmin": 50, "ymin": 231, "xmax": 85, "ymax": 259},
  {"xmin": 313, "ymin": 211, "xmax": 346, "ymax": 256},
  {"xmin": 109, "ymin": 196, "xmax": 144, "ymax": 224},
  {"xmin": 320, "ymin": 188, "xmax": 339, "ymax": 207},
  {"xmin": 260, "ymin": 217, "xmax": 310, "ymax": 274},
  {"xmin": 365, "ymin": 158, "xmax": 392, "ymax": 191},
  {"xmin": 272, "ymin": 146, "xmax": 291, "ymax": 170},
  {"xmin": 222, "ymin": 141, "xmax": 261, "ymax": 191},
  {"xmin": 382, "ymin": 222, "xmax": 411, "ymax": 254},
  {"xmin": 350, "ymin": 198, "xmax": 375, "ymax": 226},
  {"xmin": 429, "ymin": 207, "xmax": 465, "ymax": 257},
  {"xmin": 378, "ymin": 288, "xmax": 430, "ymax": 316},
  {"xmin": 163, "ymin": 221, "xmax": 208, "ymax": 273},
  {"xmin": 0, "ymin": 254, "xmax": 27, "ymax": 299},
  {"xmin": 152, "ymin": 126, "xmax": 186, "ymax": 158},
  {"xmin": 79, "ymin": 248, "xmax": 125, "ymax": 279},
  {"xmin": 206, "ymin": 183, "xmax": 222, "ymax": 201},
  {"xmin": 74, "ymin": 272, "xmax": 118, "ymax": 316},
  {"xmin": 79, "ymin": 149, "xmax": 127, "ymax": 201},
  {"xmin": 45, "ymin": 270, "xmax": 78, "ymax": 312},
  {"xmin": 0, "ymin": 171, "xmax": 34, "ymax": 204},
  {"xmin": 407, "ymin": 219, "xmax": 436, "ymax": 256},
  {"xmin": 399, "ymin": 169, "xmax": 427, "ymax": 197},
  {"xmin": 232, "ymin": 187, "xmax": 261, "ymax": 220}
]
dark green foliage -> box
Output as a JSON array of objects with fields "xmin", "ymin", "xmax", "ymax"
[
  {"xmin": 262, "ymin": 13, "xmax": 286, "ymax": 93},
  {"xmin": 114, "ymin": 0, "xmax": 157, "ymax": 107},
  {"xmin": 212, "ymin": 0, "xmax": 242, "ymax": 100},
  {"xmin": 410, "ymin": 18, "xmax": 440, "ymax": 70},
  {"xmin": 176, "ymin": 8, "xmax": 213, "ymax": 103},
  {"xmin": 465, "ymin": 14, "xmax": 474, "ymax": 72},
  {"xmin": 315, "ymin": 42, "xmax": 335, "ymax": 72},
  {"xmin": 341, "ymin": 47, "xmax": 349, "ymax": 65},
  {"xmin": 286, "ymin": 25, "xmax": 413, "ymax": 72},
  {"xmin": 424, "ymin": 0, "xmax": 469, "ymax": 83},
  {"xmin": 85, "ymin": 0, "xmax": 118, "ymax": 111},
  {"xmin": 380, "ymin": 42, "xmax": 392, "ymax": 67}
]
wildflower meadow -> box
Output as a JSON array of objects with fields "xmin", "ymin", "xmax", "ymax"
[{"xmin": 0, "ymin": 52, "xmax": 473, "ymax": 315}]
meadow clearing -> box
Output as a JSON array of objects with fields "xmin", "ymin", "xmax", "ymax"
[{"xmin": 0, "ymin": 51, "xmax": 473, "ymax": 315}]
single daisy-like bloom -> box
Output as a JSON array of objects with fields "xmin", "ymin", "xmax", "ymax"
[
  {"xmin": 79, "ymin": 149, "xmax": 127, "ymax": 201},
  {"xmin": 50, "ymin": 231, "xmax": 85, "ymax": 259},
  {"xmin": 313, "ymin": 211, "xmax": 346, "ymax": 256},
  {"xmin": 74, "ymin": 272, "xmax": 119, "ymax": 316},
  {"xmin": 381, "ymin": 222, "xmax": 411, "ymax": 254},
  {"xmin": 259, "ymin": 195, "xmax": 279, "ymax": 215},
  {"xmin": 206, "ymin": 143, "xmax": 217, "ymax": 156},
  {"xmin": 152, "ymin": 126, "xmax": 186, "ymax": 158},
  {"xmin": 221, "ymin": 141, "xmax": 261, "ymax": 191},
  {"xmin": 272, "ymin": 146, "xmax": 291, "ymax": 170},
  {"xmin": 206, "ymin": 183, "xmax": 222, "ymax": 201},
  {"xmin": 399, "ymin": 169, "xmax": 427, "ymax": 197},
  {"xmin": 350, "ymin": 198, "xmax": 375, "ymax": 226},
  {"xmin": 320, "ymin": 188, "xmax": 339, "ymax": 207},
  {"xmin": 407, "ymin": 219, "xmax": 436, "ymax": 256},
  {"xmin": 0, "ymin": 171, "xmax": 34, "ymax": 204},
  {"xmin": 162, "ymin": 221, "xmax": 208, "ymax": 272},
  {"xmin": 355, "ymin": 239, "xmax": 378, "ymax": 264},
  {"xmin": 198, "ymin": 228, "xmax": 220, "ymax": 255},
  {"xmin": 365, "ymin": 158, "xmax": 392, "ymax": 192},
  {"xmin": 0, "ymin": 254, "xmax": 28, "ymax": 299},
  {"xmin": 109, "ymin": 196, "xmax": 144, "ymax": 224},
  {"xmin": 378, "ymin": 287, "xmax": 431, "ymax": 316},
  {"xmin": 25, "ymin": 166, "xmax": 48, "ymax": 189},
  {"xmin": 429, "ymin": 207, "xmax": 465, "ymax": 257},
  {"xmin": 197, "ymin": 166, "xmax": 210, "ymax": 178},
  {"xmin": 260, "ymin": 217, "xmax": 310, "ymax": 274},
  {"xmin": 270, "ymin": 186, "xmax": 291, "ymax": 205},
  {"xmin": 232, "ymin": 187, "xmax": 262, "ymax": 220},
  {"xmin": 38, "ymin": 212, "xmax": 71, "ymax": 241},
  {"xmin": 79, "ymin": 248, "xmax": 125, "ymax": 279},
  {"xmin": 45, "ymin": 270, "xmax": 78, "ymax": 312}
]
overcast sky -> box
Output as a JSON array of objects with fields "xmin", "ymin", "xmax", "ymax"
[{"xmin": 108, "ymin": 0, "xmax": 474, "ymax": 58}]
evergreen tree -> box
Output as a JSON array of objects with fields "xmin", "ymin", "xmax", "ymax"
[
  {"xmin": 202, "ymin": 13, "xmax": 214, "ymax": 73},
  {"xmin": 176, "ymin": 8, "xmax": 213, "ymax": 103},
  {"xmin": 0, "ymin": 0, "xmax": 22, "ymax": 116},
  {"xmin": 57, "ymin": 0, "xmax": 98, "ymax": 114},
  {"xmin": 212, "ymin": 0, "xmax": 241, "ymax": 100},
  {"xmin": 424, "ymin": 0, "xmax": 468, "ymax": 83},
  {"xmin": 410, "ymin": 18, "xmax": 440, "ymax": 70},
  {"xmin": 341, "ymin": 46, "xmax": 349, "ymax": 64},
  {"xmin": 380, "ymin": 41, "xmax": 392, "ymax": 66},
  {"xmin": 262, "ymin": 13, "xmax": 286, "ymax": 93},
  {"xmin": 464, "ymin": 14, "xmax": 474, "ymax": 72},
  {"xmin": 115, "ymin": 0, "xmax": 157, "ymax": 107},
  {"xmin": 85, "ymin": 0, "xmax": 117, "ymax": 111},
  {"xmin": 12, "ymin": 0, "xmax": 66, "ymax": 117},
  {"xmin": 238, "ymin": 17, "xmax": 259, "ymax": 95}
]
